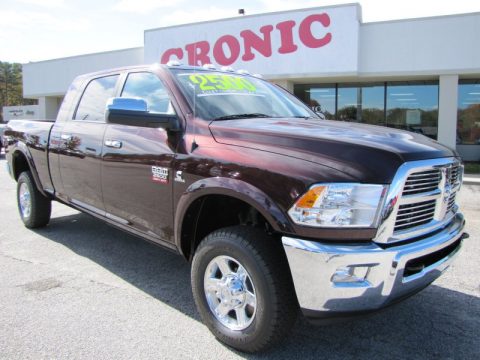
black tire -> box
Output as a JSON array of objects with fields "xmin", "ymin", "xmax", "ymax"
[
  {"xmin": 17, "ymin": 171, "xmax": 51, "ymax": 228},
  {"xmin": 191, "ymin": 226, "xmax": 298, "ymax": 353}
]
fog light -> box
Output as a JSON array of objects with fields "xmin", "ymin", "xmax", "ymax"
[{"xmin": 331, "ymin": 266, "xmax": 370, "ymax": 286}]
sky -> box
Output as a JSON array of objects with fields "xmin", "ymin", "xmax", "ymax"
[{"xmin": 1, "ymin": 0, "xmax": 480, "ymax": 64}]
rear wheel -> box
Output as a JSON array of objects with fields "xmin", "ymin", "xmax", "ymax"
[
  {"xmin": 191, "ymin": 226, "xmax": 298, "ymax": 353},
  {"xmin": 17, "ymin": 171, "xmax": 51, "ymax": 228}
]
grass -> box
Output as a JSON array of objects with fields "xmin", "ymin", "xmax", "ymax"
[{"xmin": 464, "ymin": 162, "xmax": 480, "ymax": 174}]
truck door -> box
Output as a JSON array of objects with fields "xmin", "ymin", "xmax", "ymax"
[
  {"xmin": 101, "ymin": 72, "xmax": 177, "ymax": 242},
  {"xmin": 57, "ymin": 74, "xmax": 120, "ymax": 215}
]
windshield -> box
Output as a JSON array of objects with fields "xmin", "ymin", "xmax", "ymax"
[{"xmin": 171, "ymin": 69, "xmax": 318, "ymax": 121}]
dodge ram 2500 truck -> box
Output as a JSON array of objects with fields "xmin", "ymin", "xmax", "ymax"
[{"xmin": 4, "ymin": 63, "xmax": 467, "ymax": 353}]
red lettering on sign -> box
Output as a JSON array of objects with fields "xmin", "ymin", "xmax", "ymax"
[
  {"xmin": 276, "ymin": 21, "xmax": 298, "ymax": 54},
  {"xmin": 185, "ymin": 41, "xmax": 211, "ymax": 66},
  {"xmin": 240, "ymin": 25, "xmax": 274, "ymax": 61},
  {"xmin": 213, "ymin": 35, "xmax": 241, "ymax": 66},
  {"xmin": 160, "ymin": 48, "xmax": 183, "ymax": 63},
  {"xmin": 298, "ymin": 14, "xmax": 332, "ymax": 48},
  {"xmin": 159, "ymin": 12, "xmax": 333, "ymax": 66}
]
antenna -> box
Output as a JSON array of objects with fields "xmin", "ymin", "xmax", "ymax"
[{"xmin": 191, "ymin": 42, "xmax": 198, "ymax": 152}]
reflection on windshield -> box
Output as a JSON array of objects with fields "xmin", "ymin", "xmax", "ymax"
[{"xmin": 172, "ymin": 70, "xmax": 317, "ymax": 121}]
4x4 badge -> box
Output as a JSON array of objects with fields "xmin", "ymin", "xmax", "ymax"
[{"xmin": 175, "ymin": 170, "xmax": 185, "ymax": 183}]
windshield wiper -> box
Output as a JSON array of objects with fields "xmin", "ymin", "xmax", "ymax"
[
  {"xmin": 213, "ymin": 113, "xmax": 271, "ymax": 121},
  {"xmin": 291, "ymin": 115, "xmax": 317, "ymax": 119}
]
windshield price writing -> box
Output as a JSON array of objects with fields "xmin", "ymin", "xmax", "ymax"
[{"xmin": 188, "ymin": 74, "xmax": 257, "ymax": 92}]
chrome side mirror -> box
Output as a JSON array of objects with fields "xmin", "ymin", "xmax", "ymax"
[
  {"xmin": 106, "ymin": 97, "xmax": 148, "ymax": 113},
  {"xmin": 105, "ymin": 97, "xmax": 180, "ymax": 131}
]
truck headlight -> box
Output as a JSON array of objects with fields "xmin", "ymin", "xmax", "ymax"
[{"xmin": 288, "ymin": 183, "xmax": 387, "ymax": 228}]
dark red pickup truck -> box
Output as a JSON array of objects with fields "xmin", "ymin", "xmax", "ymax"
[{"xmin": 4, "ymin": 63, "xmax": 467, "ymax": 352}]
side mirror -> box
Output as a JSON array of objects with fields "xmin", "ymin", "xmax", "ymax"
[{"xmin": 105, "ymin": 97, "xmax": 180, "ymax": 131}]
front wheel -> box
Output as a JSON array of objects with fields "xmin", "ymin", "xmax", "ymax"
[
  {"xmin": 191, "ymin": 226, "xmax": 298, "ymax": 353},
  {"xmin": 17, "ymin": 171, "xmax": 51, "ymax": 228}
]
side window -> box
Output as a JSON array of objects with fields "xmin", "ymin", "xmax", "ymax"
[
  {"xmin": 74, "ymin": 75, "xmax": 119, "ymax": 121},
  {"xmin": 121, "ymin": 72, "xmax": 175, "ymax": 114}
]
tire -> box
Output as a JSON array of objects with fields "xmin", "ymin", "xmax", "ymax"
[
  {"xmin": 191, "ymin": 226, "xmax": 298, "ymax": 353},
  {"xmin": 17, "ymin": 171, "xmax": 51, "ymax": 228}
]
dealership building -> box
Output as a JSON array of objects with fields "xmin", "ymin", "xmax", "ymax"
[{"xmin": 21, "ymin": 4, "xmax": 480, "ymax": 160}]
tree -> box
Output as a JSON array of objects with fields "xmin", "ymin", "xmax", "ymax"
[{"xmin": 0, "ymin": 61, "xmax": 37, "ymax": 122}]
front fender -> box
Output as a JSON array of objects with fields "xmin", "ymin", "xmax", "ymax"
[{"xmin": 174, "ymin": 177, "xmax": 294, "ymax": 254}]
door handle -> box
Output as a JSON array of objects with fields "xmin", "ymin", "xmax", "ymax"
[
  {"xmin": 61, "ymin": 134, "xmax": 72, "ymax": 141},
  {"xmin": 104, "ymin": 139, "xmax": 122, "ymax": 149}
]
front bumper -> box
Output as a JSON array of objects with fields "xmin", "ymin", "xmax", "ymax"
[{"xmin": 282, "ymin": 213, "xmax": 466, "ymax": 318}]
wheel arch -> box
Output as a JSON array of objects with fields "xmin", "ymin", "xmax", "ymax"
[
  {"xmin": 11, "ymin": 146, "xmax": 49, "ymax": 197},
  {"xmin": 175, "ymin": 177, "xmax": 293, "ymax": 260}
]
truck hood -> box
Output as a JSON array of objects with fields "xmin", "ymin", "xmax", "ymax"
[{"xmin": 209, "ymin": 118, "xmax": 457, "ymax": 183}]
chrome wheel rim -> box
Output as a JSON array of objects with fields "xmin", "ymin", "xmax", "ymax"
[
  {"xmin": 19, "ymin": 182, "xmax": 32, "ymax": 219},
  {"xmin": 204, "ymin": 255, "xmax": 257, "ymax": 331}
]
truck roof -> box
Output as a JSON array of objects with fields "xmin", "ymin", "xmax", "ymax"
[{"xmin": 75, "ymin": 63, "xmax": 258, "ymax": 80}]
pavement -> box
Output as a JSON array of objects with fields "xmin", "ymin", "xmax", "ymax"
[{"xmin": 0, "ymin": 154, "xmax": 479, "ymax": 359}]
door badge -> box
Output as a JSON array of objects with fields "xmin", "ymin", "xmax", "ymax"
[{"xmin": 151, "ymin": 166, "xmax": 169, "ymax": 184}]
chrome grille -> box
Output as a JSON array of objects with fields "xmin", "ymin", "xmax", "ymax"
[
  {"xmin": 394, "ymin": 163, "xmax": 462, "ymax": 234},
  {"xmin": 447, "ymin": 164, "xmax": 461, "ymax": 186},
  {"xmin": 402, "ymin": 169, "xmax": 441, "ymax": 196},
  {"xmin": 447, "ymin": 193, "xmax": 457, "ymax": 213},
  {"xmin": 395, "ymin": 200, "xmax": 436, "ymax": 231},
  {"xmin": 374, "ymin": 159, "xmax": 463, "ymax": 244}
]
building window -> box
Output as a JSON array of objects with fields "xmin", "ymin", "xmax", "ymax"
[
  {"xmin": 337, "ymin": 83, "xmax": 384, "ymax": 124},
  {"xmin": 294, "ymin": 84, "xmax": 336, "ymax": 119},
  {"xmin": 457, "ymin": 80, "xmax": 480, "ymax": 145},
  {"xmin": 386, "ymin": 81, "xmax": 439, "ymax": 139},
  {"xmin": 294, "ymin": 81, "xmax": 439, "ymax": 139}
]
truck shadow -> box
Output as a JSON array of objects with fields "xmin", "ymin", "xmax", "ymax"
[{"xmin": 35, "ymin": 212, "xmax": 479, "ymax": 359}]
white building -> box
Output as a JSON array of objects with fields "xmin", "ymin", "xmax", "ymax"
[{"xmin": 22, "ymin": 4, "xmax": 480, "ymax": 160}]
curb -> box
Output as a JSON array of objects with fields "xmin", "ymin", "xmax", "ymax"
[{"xmin": 463, "ymin": 177, "xmax": 480, "ymax": 185}]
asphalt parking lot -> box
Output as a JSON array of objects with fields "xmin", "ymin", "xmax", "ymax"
[{"xmin": 0, "ymin": 154, "xmax": 479, "ymax": 359}]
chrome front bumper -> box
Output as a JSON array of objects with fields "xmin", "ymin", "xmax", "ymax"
[{"xmin": 282, "ymin": 213, "xmax": 466, "ymax": 317}]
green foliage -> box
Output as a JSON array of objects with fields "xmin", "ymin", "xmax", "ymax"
[
  {"xmin": 464, "ymin": 162, "xmax": 480, "ymax": 174},
  {"xmin": 0, "ymin": 61, "xmax": 37, "ymax": 122}
]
